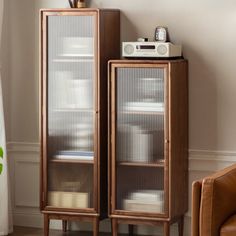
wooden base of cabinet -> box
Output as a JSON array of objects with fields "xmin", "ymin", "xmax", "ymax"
[
  {"xmin": 110, "ymin": 215, "xmax": 184, "ymax": 236},
  {"xmin": 128, "ymin": 224, "xmax": 134, "ymax": 236},
  {"xmin": 163, "ymin": 222, "xmax": 170, "ymax": 236},
  {"xmin": 44, "ymin": 214, "xmax": 49, "ymax": 236},
  {"xmin": 178, "ymin": 215, "xmax": 184, "ymax": 236},
  {"xmin": 62, "ymin": 220, "xmax": 67, "ymax": 232},
  {"xmin": 43, "ymin": 213, "xmax": 100, "ymax": 236},
  {"xmin": 111, "ymin": 218, "xmax": 118, "ymax": 236}
]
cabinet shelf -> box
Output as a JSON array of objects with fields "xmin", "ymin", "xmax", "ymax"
[
  {"xmin": 52, "ymin": 58, "xmax": 94, "ymax": 63},
  {"xmin": 121, "ymin": 102, "xmax": 164, "ymax": 115},
  {"xmin": 120, "ymin": 103, "xmax": 164, "ymax": 115},
  {"xmin": 51, "ymin": 108, "xmax": 94, "ymax": 113},
  {"xmin": 52, "ymin": 54, "xmax": 94, "ymax": 63},
  {"xmin": 50, "ymin": 159, "xmax": 94, "ymax": 164},
  {"xmin": 51, "ymin": 151, "xmax": 94, "ymax": 164},
  {"xmin": 58, "ymin": 53, "xmax": 94, "ymax": 57},
  {"xmin": 117, "ymin": 160, "xmax": 164, "ymax": 168},
  {"xmin": 120, "ymin": 110, "xmax": 164, "ymax": 115}
]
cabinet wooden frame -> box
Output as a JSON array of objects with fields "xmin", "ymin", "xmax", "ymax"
[
  {"xmin": 108, "ymin": 59, "xmax": 188, "ymax": 236},
  {"xmin": 39, "ymin": 8, "xmax": 120, "ymax": 236}
]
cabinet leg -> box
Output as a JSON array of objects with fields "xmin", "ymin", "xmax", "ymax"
[
  {"xmin": 62, "ymin": 220, "xmax": 67, "ymax": 232},
  {"xmin": 111, "ymin": 218, "xmax": 118, "ymax": 236},
  {"xmin": 164, "ymin": 222, "xmax": 170, "ymax": 236},
  {"xmin": 178, "ymin": 216, "xmax": 184, "ymax": 236},
  {"xmin": 93, "ymin": 217, "xmax": 99, "ymax": 236},
  {"xmin": 44, "ymin": 214, "xmax": 50, "ymax": 236},
  {"xmin": 128, "ymin": 224, "xmax": 134, "ymax": 236}
]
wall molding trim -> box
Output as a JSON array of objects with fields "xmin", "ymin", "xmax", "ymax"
[
  {"xmin": 189, "ymin": 149, "xmax": 236, "ymax": 171},
  {"xmin": 7, "ymin": 142, "xmax": 40, "ymax": 154},
  {"xmin": 7, "ymin": 142, "xmax": 236, "ymax": 171}
]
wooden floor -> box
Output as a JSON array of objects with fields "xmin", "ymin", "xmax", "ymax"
[{"xmin": 9, "ymin": 226, "xmax": 127, "ymax": 236}]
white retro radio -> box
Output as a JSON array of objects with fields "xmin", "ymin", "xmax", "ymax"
[{"xmin": 122, "ymin": 42, "xmax": 182, "ymax": 58}]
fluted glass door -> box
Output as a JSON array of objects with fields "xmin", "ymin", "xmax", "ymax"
[
  {"xmin": 46, "ymin": 14, "xmax": 96, "ymax": 210},
  {"xmin": 114, "ymin": 66, "xmax": 167, "ymax": 214}
]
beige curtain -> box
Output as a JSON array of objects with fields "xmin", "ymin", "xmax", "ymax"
[{"xmin": 0, "ymin": 0, "xmax": 13, "ymax": 235}]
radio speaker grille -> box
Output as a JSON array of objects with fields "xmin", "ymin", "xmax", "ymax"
[
  {"xmin": 157, "ymin": 45, "xmax": 167, "ymax": 55},
  {"xmin": 124, "ymin": 44, "xmax": 135, "ymax": 55}
]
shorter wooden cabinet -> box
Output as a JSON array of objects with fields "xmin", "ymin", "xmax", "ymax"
[{"xmin": 108, "ymin": 60, "xmax": 188, "ymax": 236}]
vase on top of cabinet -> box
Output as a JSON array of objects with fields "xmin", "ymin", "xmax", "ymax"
[
  {"xmin": 40, "ymin": 8, "xmax": 120, "ymax": 236},
  {"xmin": 108, "ymin": 59, "xmax": 188, "ymax": 236}
]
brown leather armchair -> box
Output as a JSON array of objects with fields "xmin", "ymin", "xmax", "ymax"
[{"xmin": 192, "ymin": 164, "xmax": 236, "ymax": 236}]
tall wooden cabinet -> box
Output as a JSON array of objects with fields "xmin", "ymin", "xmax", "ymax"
[
  {"xmin": 108, "ymin": 60, "xmax": 188, "ymax": 236},
  {"xmin": 40, "ymin": 9, "xmax": 120, "ymax": 236}
]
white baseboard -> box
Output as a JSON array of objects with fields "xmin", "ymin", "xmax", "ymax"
[
  {"xmin": 7, "ymin": 142, "xmax": 236, "ymax": 235},
  {"xmin": 13, "ymin": 211, "xmax": 43, "ymax": 228}
]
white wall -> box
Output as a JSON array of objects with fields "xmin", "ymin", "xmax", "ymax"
[
  {"xmin": 1, "ymin": 0, "xmax": 236, "ymax": 235},
  {"xmin": 3, "ymin": 0, "xmax": 236, "ymax": 150},
  {"xmin": 1, "ymin": 0, "xmax": 10, "ymax": 139}
]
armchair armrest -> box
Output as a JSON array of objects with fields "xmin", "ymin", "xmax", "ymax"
[
  {"xmin": 196, "ymin": 164, "xmax": 236, "ymax": 236},
  {"xmin": 192, "ymin": 180, "xmax": 202, "ymax": 236}
]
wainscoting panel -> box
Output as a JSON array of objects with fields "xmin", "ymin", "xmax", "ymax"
[
  {"xmin": 7, "ymin": 142, "xmax": 236, "ymax": 235},
  {"xmin": 7, "ymin": 142, "xmax": 42, "ymax": 228},
  {"xmin": 14, "ymin": 158, "xmax": 39, "ymax": 207}
]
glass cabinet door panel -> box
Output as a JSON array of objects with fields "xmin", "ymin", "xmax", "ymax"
[
  {"xmin": 115, "ymin": 67, "xmax": 166, "ymax": 213},
  {"xmin": 116, "ymin": 166, "xmax": 164, "ymax": 213},
  {"xmin": 47, "ymin": 163, "xmax": 94, "ymax": 209},
  {"xmin": 116, "ymin": 67, "xmax": 165, "ymax": 163},
  {"xmin": 46, "ymin": 15, "xmax": 95, "ymax": 209}
]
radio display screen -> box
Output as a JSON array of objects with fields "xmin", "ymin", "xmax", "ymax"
[{"xmin": 139, "ymin": 45, "xmax": 155, "ymax": 49}]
